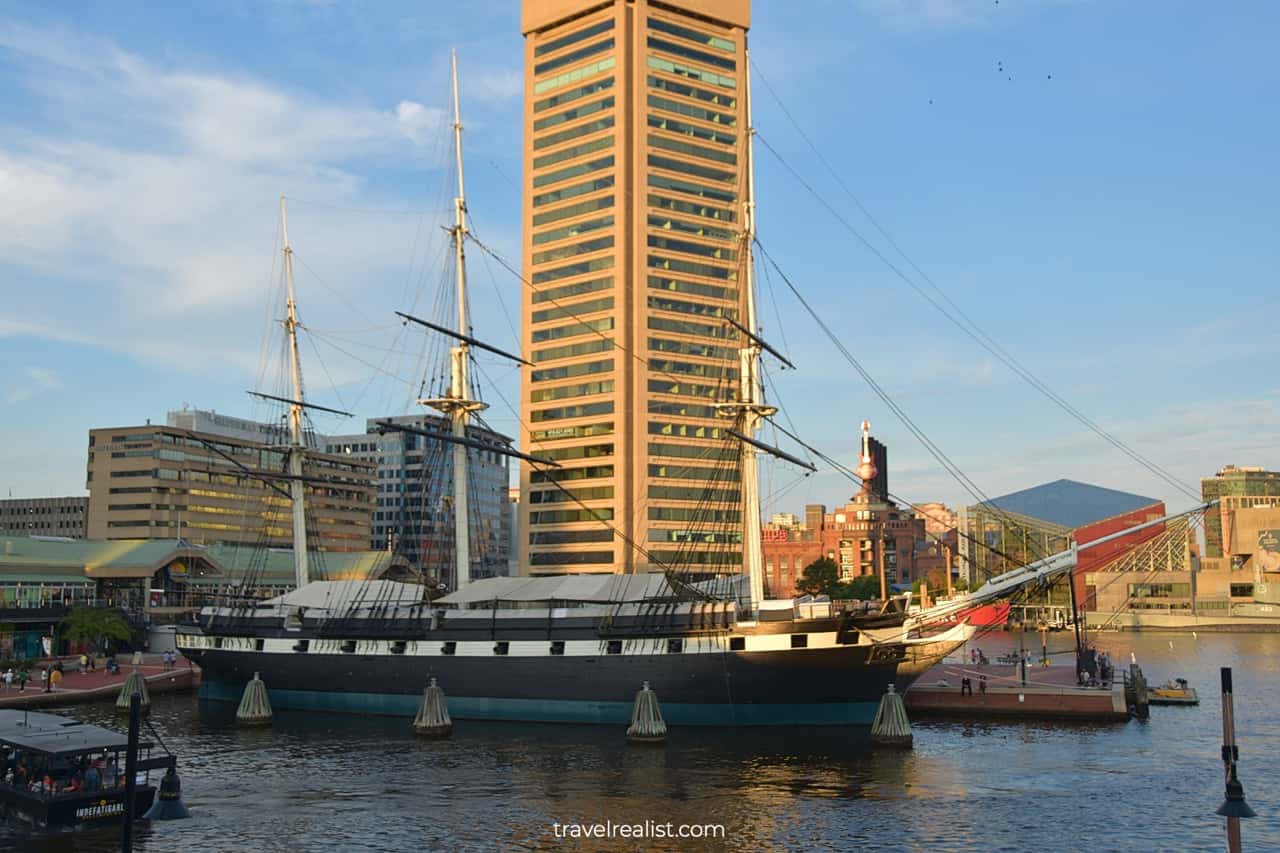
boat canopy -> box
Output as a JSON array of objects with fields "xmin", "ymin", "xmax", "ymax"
[
  {"xmin": 263, "ymin": 579, "xmax": 428, "ymax": 611},
  {"xmin": 435, "ymin": 573, "xmax": 681, "ymax": 605},
  {"xmin": 0, "ymin": 710, "xmax": 151, "ymax": 758}
]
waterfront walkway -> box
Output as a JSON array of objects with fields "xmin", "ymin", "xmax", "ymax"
[{"xmin": 0, "ymin": 656, "xmax": 198, "ymax": 709}]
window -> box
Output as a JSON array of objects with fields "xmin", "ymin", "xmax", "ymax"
[
  {"xmin": 533, "ymin": 197, "xmax": 615, "ymax": 229},
  {"xmin": 532, "ymin": 238, "xmax": 615, "ymax": 269},
  {"xmin": 647, "ymin": 421, "xmax": 728, "ymax": 440},
  {"xmin": 534, "ymin": 57, "xmax": 618, "ymax": 96},
  {"xmin": 648, "ymin": 378, "xmax": 731, "ymax": 400},
  {"xmin": 1231, "ymin": 584, "xmax": 1255, "ymax": 597},
  {"xmin": 648, "ymin": 174, "xmax": 736, "ymax": 205},
  {"xmin": 441, "ymin": 641, "xmax": 457, "ymax": 655},
  {"xmin": 534, "ymin": 76, "xmax": 615, "ymax": 113},
  {"xmin": 530, "ymin": 528, "xmax": 615, "ymax": 545},
  {"xmin": 529, "ymin": 550, "xmax": 615, "ymax": 565},
  {"xmin": 532, "ymin": 176, "xmax": 615, "ymax": 208},
  {"xmin": 531, "ymin": 276, "xmax": 613, "ymax": 306},
  {"xmin": 647, "ymin": 94, "xmax": 735, "ymax": 126},
  {"xmin": 532, "ymin": 255, "xmax": 615, "ymax": 286},
  {"xmin": 648, "ymin": 337, "xmax": 736, "ymax": 360},
  {"xmin": 535, "ymin": 19, "xmax": 615, "ymax": 57},
  {"xmin": 647, "ymin": 36, "xmax": 736, "ymax": 71},
  {"xmin": 648, "ymin": 114, "xmax": 736, "ymax": 147},
  {"xmin": 648, "ymin": 442, "xmax": 736, "ymax": 461},
  {"xmin": 530, "ymin": 401, "xmax": 614, "ymax": 423},
  {"xmin": 606, "ymin": 640, "xmax": 623, "ymax": 655},
  {"xmin": 729, "ymin": 636, "xmax": 746, "ymax": 651},
  {"xmin": 494, "ymin": 641, "xmax": 510, "ymax": 656},
  {"xmin": 667, "ymin": 638, "xmax": 684, "ymax": 653},
  {"xmin": 528, "ymin": 485, "xmax": 614, "ymax": 504},
  {"xmin": 533, "ymin": 217, "xmax": 616, "ymax": 248},
  {"xmin": 649, "ymin": 463, "xmax": 739, "ymax": 482},
  {"xmin": 648, "ymin": 294, "xmax": 736, "ymax": 319},
  {"xmin": 531, "ymin": 316, "xmax": 614, "ymax": 343},
  {"xmin": 790, "ymin": 634, "xmax": 808, "ymax": 648},
  {"xmin": 648, "ymin": 16, "xmax": 735, "ymax": 53},
  {"xmin": 550, "ymin": 640, "xmax": 566, "ymax": 655},
  {"xmin": 531, "ymin": 358, "xmax": 615, "ymax": 383},
  {"xmin": 647, "ymin": 55, "xmax": 735, "ymax": 89},
  {"xmin": 389, "ymin": 640, "xmax": 407, "ymax": 655},
  {"xmin": 648, "ymin": 155, "xmax": 736, "ymax": 185},
  {"xmin": 647, "ymin": 316, "xmax": 735, "ymax": 339},
  {"xmin": 532, "ymin": 338, "xmax": 614, "ymax": 364},
  {"xmin": 533, "ymin": 117, "xmax": 615, "ymax": 151},
  {"xmin": 530, "ymin": 380, "xmax": 614, "ymax": 403},
  {"xmin": 534, "ymin": 38, "xmax": 614, "ymax": 77},
  {"xmin": 648, "ymin": 253, "xmax": 735, "ymax": 280},
  {"xmin": 649, "ymin": 274, "xmax": 737, "ymax": 302},
  {"xmin": 648, "ymin": 485, "xmax": 740, "ymax": 502},
  {"xmin": 532, "ymin": 157, "xmax": 615, "ymax": 193},
  {"xmin": 533, "ymin": 135, "xmax": 614, "ymax": 172},
  {"xmin": 293, "ymin": 639, "xmax": 310, "ymax": 653},
  {"xmin": 529, "ymin": 507, "xmax": 615, "ymax": 525},
  {"xmin": 647, "ymin": 75, "xmax": 736, "ymax": 109},
  {"xmin": 530, "ymin": 422, "xmax": 615, "ymax": 442},
  {"xmin": 534, "ymin": 97, "xmax": 615, "ymax": 133}
]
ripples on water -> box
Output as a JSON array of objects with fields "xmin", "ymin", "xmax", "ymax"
[{"xmin": 4, "ymin": 634, "xmax": 1277, "ymax": 852}]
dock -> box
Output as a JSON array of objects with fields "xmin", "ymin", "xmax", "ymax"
[
  {"xmin": 0, "ymin": 657, "xmax": 198, "ymax": 709},
  {"xmin": 905, "ymin": 660, "xmax": 1129, "ymax": 721}
]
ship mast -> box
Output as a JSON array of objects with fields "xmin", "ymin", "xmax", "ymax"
[
  {"xmin": 420, "ymin": 50, "xmax": 487, "ymax": 591},
  {"xmin": 281, "ymin": 196, "xmax": 310, "ymax": 590},
  {"xmin": 737, "ymin": 50, "xmax": 775, "ymax": 613}
]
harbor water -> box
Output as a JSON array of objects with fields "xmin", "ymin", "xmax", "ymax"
[{"xmin": 5, "ymin": 632, "xmax": 1278, "ymax": 852}]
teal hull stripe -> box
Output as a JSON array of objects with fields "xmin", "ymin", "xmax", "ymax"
[{"xmin": 201, "ymin": 680, "xmax": 879, "ymax": 727}]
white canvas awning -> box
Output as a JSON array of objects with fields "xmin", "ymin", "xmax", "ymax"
[
  {"xmin": 435, "ymin": 573, "xmax": 680, "ymax": 605},
  {"xmin": 264, "ymin": 579, "xmax": 428, "ymax": 611}
]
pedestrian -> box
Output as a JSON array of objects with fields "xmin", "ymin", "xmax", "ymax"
[
  {"xmin": 40, "ymin": 668, "xmax": 49, "ymax": 693},
  {"xmin": 979, "ymin": 675, "xmax": 987, "ymax": 695},
  {"xmin": 970, "ymin": 648, "xmax": 977, "ymax": 665},
  {"xmin": 961, "ymin": 677, "xmax": 972, "ymax": 696},
  {"xmin": 2, "ymin": 668, "xmax": 11, "ymax": 690},
  {"xmin": 80, "ymin": 653, "xmax": 88, "ymax": 670},
  {"xmin": 17, "ymin": 668, "xmax": 28, "ymax": 692},
  {"xmin": 50, "ymin": 668, "xmax": 62, "ymax": 691}
]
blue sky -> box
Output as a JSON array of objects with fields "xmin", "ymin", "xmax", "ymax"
[{"xmin": 1, "ymin": 0, "xmax": 1276, "ymax": 518}]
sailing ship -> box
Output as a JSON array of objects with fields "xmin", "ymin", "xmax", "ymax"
[{"xmin": 174, "ymin": 53, "xmax": 1206, "ymax": 727}]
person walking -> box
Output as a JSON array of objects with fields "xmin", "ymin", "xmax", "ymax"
[
  {"xmin": 17, "ymin": 668, "xmax": 28, "ymax": 692},
  {"xmin": 49, "ymin": 668, "xmax": 62, "ymax": 691},
  {"xmin": 40, "ymin": 667, "xmax": 49, "ymax": 693},
  {"xmin": 2, "ymin": 668, "xmax": 11, "ymax": 691}
]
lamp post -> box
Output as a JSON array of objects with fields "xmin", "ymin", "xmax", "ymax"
[{"xmin": 1216, "ymin": 667, "xmax": 1254, "ymax": 853}]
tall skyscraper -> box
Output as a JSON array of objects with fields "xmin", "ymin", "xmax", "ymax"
[{"xmin": 519, "ymin": 0, "xmax": 752, "ymax": 575}]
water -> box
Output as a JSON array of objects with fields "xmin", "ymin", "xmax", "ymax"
[{"xmin": 6, "ymin": 632, "xmax": 1278, "ymax": 852}]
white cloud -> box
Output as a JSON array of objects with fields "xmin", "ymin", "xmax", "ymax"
[
  {"xmin": 3, "ymin": 367, "xmax": 64, "ymax": 405},
  {"xmin": 0, "ymin": 21, "xmax": 458, "ymax": 379}
]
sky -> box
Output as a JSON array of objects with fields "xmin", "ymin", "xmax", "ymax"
[{"xmin": 1, "ymin": 0, "xmax": 1276, "ymax": 519}]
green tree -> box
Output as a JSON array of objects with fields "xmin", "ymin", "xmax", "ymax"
[
  {"xmin": 58, "ymin": 606, "xmax": 133, "ymax": 655},
  {"xmin": 837, "ymin": 575, "xmax": 882, "ymax": 601},
  {"xmin": 796, "ymin": 557, "xmax": 840, "ymax": 597}
]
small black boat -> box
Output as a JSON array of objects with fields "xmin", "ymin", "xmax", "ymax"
[{"xmin": 0, "ymin": 709, "xmax": 166, "ymax": 831}]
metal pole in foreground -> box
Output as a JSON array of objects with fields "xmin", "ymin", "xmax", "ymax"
[
  {"xmin": 1217, "ymin": 667, "xmax": 1255, "ymax": 853},
  {"xmin": 122, "ymin": 690, "xmax": 140, "ymax": 852}
]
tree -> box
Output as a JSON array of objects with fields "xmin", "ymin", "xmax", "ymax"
[
  {"xmin": 796, "ymin": 557, "xmax": 840, "ymax": 597},
  {"xmin": 837, "ymin": 575, "xmax": 881, "ymax": 601},
  {"xmin": 58, "ymin": 607, "xmax": 133, "ymax": 655}
]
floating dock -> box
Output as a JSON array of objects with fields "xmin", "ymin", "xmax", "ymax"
[{"xmin": 905, "ymin": 660, "xmax": 1128, "ymax": 721}]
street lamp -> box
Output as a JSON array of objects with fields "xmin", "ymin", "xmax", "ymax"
[{"xmin": 1216, "ymin": 667, "xmax": 1255, "ymax": 853}]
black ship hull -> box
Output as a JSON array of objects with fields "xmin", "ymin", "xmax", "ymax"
[{"xmin": 187, "ymin": 641, "xmax": 908, "ymax": 727}]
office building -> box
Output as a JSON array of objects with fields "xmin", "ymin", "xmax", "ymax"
[
  {"xmin": 324, "ymin": 415, "xmax": 512, "ymax": 582},
  {"xmin": 86, "ymin": 424, "xmax": 374, "ymax": 551},
  {"xmin": 0, "ymin": 496, "xmax": 87, "ymax": 538},
  {"xmin": 519, "ymin": 0, "xmax": 753, "ymax": 574}
]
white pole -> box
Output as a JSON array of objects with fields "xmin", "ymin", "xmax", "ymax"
[
  {"xmin": 739, "ymin": 48, "xmax": 765, "ymax": 613},
  {"xmin": 450, "ymin": 50, "xmax": 472, "ymax": 590},
  {"xmin": 281, "ymin": 196, "xmax": 310, "ymax": 589}
]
